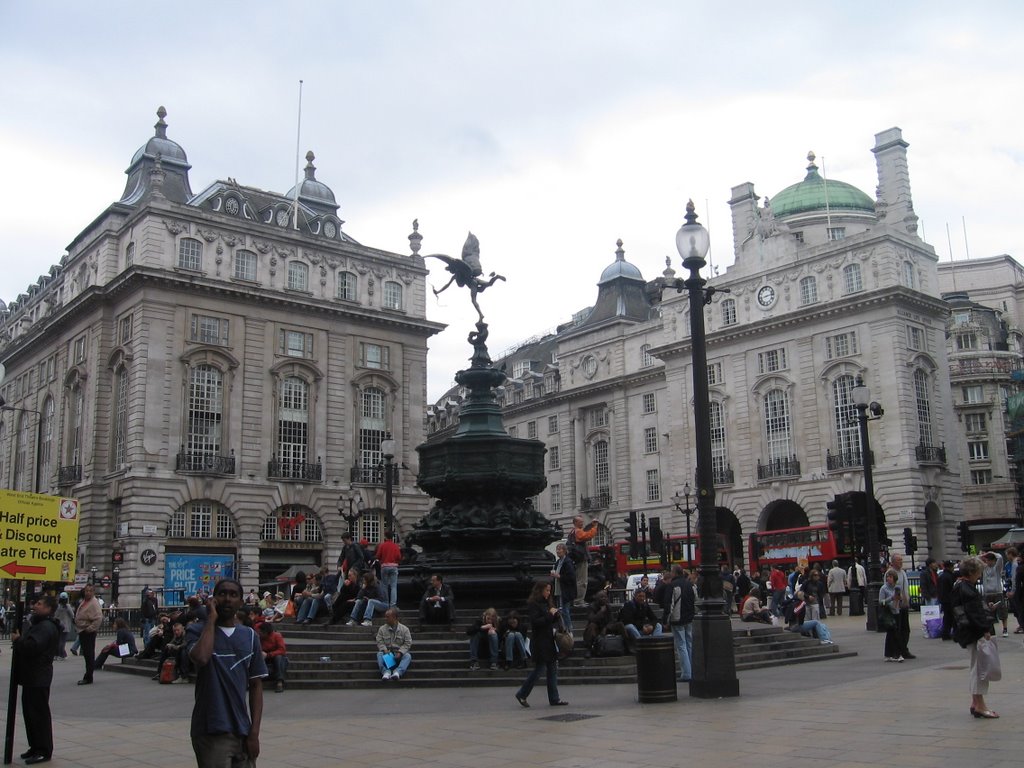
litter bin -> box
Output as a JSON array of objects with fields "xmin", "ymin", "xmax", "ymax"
[
  {"xmin": 635, "ymin": 635, "xmax": 677, "ymax": 703},
  {"xmin": 848, "ymin": 589, "xmax": 864, "ymax": 616}
]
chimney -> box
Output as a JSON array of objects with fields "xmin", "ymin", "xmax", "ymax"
[{"xmin": 872, "ymin": 127, "xmax": 918, "ymax": 235}]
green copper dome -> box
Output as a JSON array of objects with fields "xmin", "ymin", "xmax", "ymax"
[{"xmin": 769, "ymin": 152, "xmax": 875, "ymax": 218}]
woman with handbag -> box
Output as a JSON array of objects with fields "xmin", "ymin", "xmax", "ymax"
[
  {"xmin": 952, "ymin": 557, "xmax": 999, "ymax": 719},
  {"xmin": 878, "ymin": 569, "xmax": 902, "ymax": 662},
  {"xmin": 514, "ymin": 580, "xmax": 568, "ymax": 708}
]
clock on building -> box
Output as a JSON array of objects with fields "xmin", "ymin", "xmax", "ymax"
[
  {"xmin": 276, "ymin": 209, "xmax": 290, "ymax": 227},
  {"xmin": 757, "ymin": 284, "xmax": 776, "ymax": 308},
  {"xmin": 324, "ymin": 221, "xmax": 337, "ymax": 239},
  {"xmin": 224, "ymin": 197, "xmax": 239, "ymax": 215}
]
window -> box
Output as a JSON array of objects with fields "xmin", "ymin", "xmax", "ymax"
[
  {"xmin": 508, "ymin": 426, "xmax": 518, "ymax": 438},
  {"xmin": 550, "ymin": 483, "xmax": 561, "ymax": 513},
  {"xmin": 593, "ymin": 439, "xmax": 610, "ymax": 496},
  {"xmin": 186, "ymin": 365, "xmax": 224, "ymax": 464},
  {"xmin": 793, "ymin": 231, "xmax": 804, "ymax": 244},
  {"xmin": 646, "ymin": 469, "xmax": 661, "ymax": 502},
  {"xmin": 277, "ymin": 377, "xmax": 310, "ymax": 476},
  {"xmin": 279, "ymin": 329, "xmax": 313, "ymax": 358},
  {"xmin": 964, "ymin": 413, "xmax": 987, "ymax": 433},
  {"xmin": 832, "ymin": 375, "xmax": 861, "ymax": 458},
  {"xmin": 642, "ymin": 392, "xmax": 656, "ymax": 414},
  {"xmin": 46, "ymin": 355, "xmax": 55, "ymax": 382},
  {"xmin": 527, "ymin": 421, "xmax": 537, "ymax": 439},
  {"xmin": 125, "ymin": 242, "xmax": 135, "ymax": 268},
  {"xmin": 842, "ymin": 263, "xmax": 862, "ymax": 294},
  {"xmin": 764, "ymin": 389, "xmax": 793, "ymax": 462},
  {"xmin": 825, "ymin": 331, "xmax": 858, "ymax": 360},
  {"xmin": 644, "ymin": 427, "xmax": 658, "ymax": 454},
  {"xmin": 721, "ymin": 298, "xmax": 737, "ymax": 326},
  {"xmin": 73, "ymin": 336, "xmax": 86, "ymax": 363},
  {"xmin": 13, "ymin": 413, "xmax": 31, "ymax": 491},
  {"xmin": 956, "ymin": 333, "xmax": 978, "ymax": 350},
  {"xmin": 234, "ymin": 250, "xmax": 257, "ymax": 282},
  {"xmin": 827, "ymin": 227, "xmax": 846, "ymax": 241},
  {"xmin": 971, "ymin": 469, "xmax": 992, "ymax": 485},
  {"xmin": 338, "ymin": 271, "xmax": 357, "ymax": 301},
  {"xmin": 953, "ymin": 310, "xmax": 971, "ymax": 326},
  {"xmin": 799, "ymin": 276, "xmax": 818, "ymax": 306},
  {"xmin": 358, "ymin": 387, "xmax": 386, "ymax": 473},
  {"xmin": 260, "ymin": 506, "xmax": 322, "ymax": 542},
  {"xmin": 548, "ymin": 415, "xmax": 559, "ymax": 434},
  {"xmin": 962, "ymin": 385, "xmax": 984, "ymax": 405},
  {"xmin": 757, "ymin": 348, "xmax": 787, "ymax": 374},
  {"xmin": 37, "ymin": 397, "xmax": 53, "ymax": 490},
  {"xmin": 589, "ymin": 408, "xmax": 608, "ymax": 429},
  {"xmin": 907, "ymin": 325, "xmax": 924, "ymax": 351},
  {"xmin": 118, "ymin": 314, "xmax": 133, "ymax": 344},
  {"xmin": 968, "ymin": 441, "xmax": 989, "ymax": 461},
  {"xmin": 383, "ymin": 281, "xmax": 403, "ymax": 310},
  {"xmin": 178, "ymin": 238, "xmax": 202, "ymax": 271},
  {"xmin": 191, "ymin": 314, "xmax": 229, "ymax": 346},
  {"xmin": 359, "ymin": 342, "xmax": 390, "ymax": 370},
  {"xmin": 709, "ymin": 401, "xmax": 728, "ymax": 481},
  {"xmin": 67, "ymin": 384, "xmax": 83, "ymax": 466},
  {"xmin": 512, "ymin": 361, "xmax": 531, "ymax": 379},
  {"xmin": 549, "ymin": 445, "xmax": 560, "ymax": 470},
  {"xmin": 707, "ymin": 362, "xmax": 722, "ymax": 386},
  {"xmin": 914, "ymin": 370, "xmax": 934, "ymax": 446},
  {"xmin": 640, "ymin": 344, "xmax": 654, "ymax": 368},
  {"xmin": 358, "ymin": 512, "xmax": 381, "ymax": 545},
  {"xmin": 901, "ymin": 261, "xmax": 915, "ymax": 289},
  {"xmin": 286, "ymin": 261, "xmax": 309, "ymax": 292},
  {"xmin": 170, "ymin": 502, "xmax": 236, "ymax": 540},
  {"xmin": 0, "ymin": 422, "xmax": 6, "ymax": 487},
  {"xmin": 112, "ymin": 367, "xmax": 129, "ymax": 467}
]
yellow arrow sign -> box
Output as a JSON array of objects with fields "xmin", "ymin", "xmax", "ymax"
[{"xmin": 0, "ymin": 490, "xmax": 80, "ymax": 582}]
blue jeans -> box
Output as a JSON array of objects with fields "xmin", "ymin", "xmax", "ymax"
[
  {"xmin": 625, "ymin": 623, "xmax": 664, "ymax": 640},
  {"xmin": 672, "ymin": 623, "xmax": 693, "ymax": 681},
  {"xmin": 297, "ymin": 596, "xmax": 322, "ymax": 622},
  {"xmin": 771, "ymin": 589, "xmax": 787, "ymax": 616},
  {"xmin": 353, "ymin": 598, "xmax": 388, "ymax": 622},
  {"xmin": 141, "ymin": 618, "xmax": 154, "ymax": 641},
  {"xmin": 558, "ymin": 600, "xmax": 573, "ymax": 635},
  {"xmin": 377, "ymin": 651, "xmax": 411, "ymax": 677},
  {"xmin": 798, "ymin": 619, "xmax": 832, "ymax": 642},
  {"xmin": 267, "ymin": 655, "xmax": 289, "ymax": 682},
  {"xmin": 516, "ymin": 659, "xmax": 560, "ymax": 704},
  {"xmin": 380, "ymin": 566, "xmax": 399, "ymax": 607},
  {"xmin": 504, "ymin": 631, "xmax": 527, "ymax": 662},
  {"xmin": 469, "ymin": 632, "xmax": 499, "ymax": 662}
]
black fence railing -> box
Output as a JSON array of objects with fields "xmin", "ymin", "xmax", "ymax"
[
  {"xmin": 712, "ymin": 466, "xmax": 735, "ymax": 485},
  {"xmin": 176, "ymin": 451, "xmax": 236, "ymax": 475},
  {"xmin": 915, "ymin": 444, "xmax": 947, "ymax": 464},
  {"xmin": 57, "ymin": 464, "xmax": 82, "ymax": 485},
  {"xmin": 826, "ymin": 448, "xmax": 874, "ymax": 470},
  {"xmin": 757, "ymin": 456, "xmax": 801, "ymax": 480},
  {"xmin": 350, "ymin": 465, "xmax": 400, "ymax": 486},
  {"xmin": 580, "ymin": 492, "xmax": 611, "ymax": 511},
  {"xmin": 268, "ymin": 457, "xmax": 323, "ymax": 481}
]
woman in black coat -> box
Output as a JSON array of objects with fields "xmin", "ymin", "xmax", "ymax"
[
  {"xmin": 951, "ymin": 557, "xmax": 997, "ymax": 718},
  {"xmin": 514, "ymin": 580, "xmax": 568, "ymax": 707}
]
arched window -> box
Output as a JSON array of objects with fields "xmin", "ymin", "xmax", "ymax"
[
  {"xmin": 287, "ymin": 261, "xmax": 309, "ymax": 292},
  {"xmin": 842, "ymin": 263, "xmax": 862, "ymax": 295},
  {"xmin": 709, "ymin": 401, "xmax": 729, "ymax": 483},
  {"xmin": 832, "ymin": 375, "xmax": 861, "ymax": 458},
  {"xmin": 277, "ymin": 377, "xmax": 309, "ymax": 478},
  {"xmin": 185, "ymin": 365, "xmax": 224, "ymax": 469},
  {"xmin": 358, "ymin": 387, "xmax": 387, "ymax": 478},
  {"xmin": 37, "ymin": 397, "xmax": 54, "ymax": 491},
  {"xmin": 13, "ymin": 413, "xmax": 31, "ymax": 491},
  {"xmin": 112, "ymin": 367, "xmax": 129, "ymax": 467},
  {"xmin": 799, "ymin": 276, "xmax": 817, "ymax": 306},
  {"xmin": 914, "ymin": 369, "xmax": 934, "ymax": 446},
  {"xmin": 640, "ymin": 344, "xmax": 654, "ymax": 368},
  {"xmin": 721, "ymin": 298, "xmax": 737, "ymax": 326},
  {"xmin": 901, "ymin": 261, "xmax": 915, "ymax": 289},
  {"xmin": 170, "ymin": 501, "xmax": 237, "ymax": 539},
  {"xmin": 66, "ymin": 384, "xmax": 83, "ymax": 468},
  {"xmin": 763, "ymin": 389, "xmax": 793, "ymax": 462},
  {"xmin": 178, "ymin": 238, "xmax": 202, "ymax": 271},
  {"xmin": 261, "ymin": 505, "xmax": 323, "ymax": 542},
  {"xmin": 338, "ymin": 271, "xmax": 357, "ymax": 301},
  {"xmin": 592, "ymin": 439, "xmax": 610, "ymax": 498},
  {"xmin": 125, "ymin": 242, "xmax": 135, "ymax": 269},
  {"xmin": 383, "ymin": 281, "xmax": 403, "ymax": 310},
  {"xmin": 0, "ymin": 422, "xmax": 7, "ymax": 487}
]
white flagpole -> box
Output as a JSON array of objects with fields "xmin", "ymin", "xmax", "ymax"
[{"xmin": 293, "ymin": 79, "xmax": 304, "ymax": 231}]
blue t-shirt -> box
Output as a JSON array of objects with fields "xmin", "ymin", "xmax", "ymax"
[{"xmin": 186, "ymin": 622, "xmax": 268, "ymax": 738}]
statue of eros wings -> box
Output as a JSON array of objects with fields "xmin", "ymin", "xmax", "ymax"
[{"xmin": 425, "ymin": 232, "xmax": 506, "ymax": 324}]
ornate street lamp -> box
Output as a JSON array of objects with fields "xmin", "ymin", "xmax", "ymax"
[
  {"xmin": 851, "ymin": 375, "xmax": 884, "ymax": 631},
  {"xmin": 380, "ymin": 435, "xmax": 397, "ymax": 537},
  {"xmin": 675, "ymin": 201, "xmax": 739, "ymax": 698},
  {"xmin": 338, "ymin": 489, "xmax": 365, "ymax": 537},
  {"xmin": 671, "ymin": 481, "xmax": 695, "ymax": 566}
]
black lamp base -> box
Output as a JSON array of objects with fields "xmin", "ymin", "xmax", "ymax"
[{"xmin": 688, "ymin": 606, "xmax": 740, "ymax": 699}]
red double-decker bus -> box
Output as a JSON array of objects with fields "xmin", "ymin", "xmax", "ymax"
[
  {"xmin": 748, "ymin": 524, "xmax": 847, "ymax": 574},
  {"xmin": 590, "ymin": 533, "xmax": 729, "ymax": 581}
]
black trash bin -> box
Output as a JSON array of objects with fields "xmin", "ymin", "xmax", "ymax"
[
  {"xmin": 848, "ymin": 589, "xmax": 864, "ymax": 616},
  {"xmin": 634, "ymin": 635, "xmax": 677, "ymax": 703}
]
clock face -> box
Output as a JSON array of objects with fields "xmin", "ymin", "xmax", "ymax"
[
  {"xmin": 224, "ymin": 198, "xmax": 239, "ymax": 215},
  {"xmin": 757, "ymin": 285, "xmax": 776, "ymax": 308},
  {"xmin": 324, "ymin": 221, "xmax": 337, "ymax": 239},
  {"xmin": 276, "ymin": 210, "xmax": 290, "ymax": 227}
]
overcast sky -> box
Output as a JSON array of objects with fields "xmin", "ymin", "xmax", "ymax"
[{"xmin": 2, "ymin": 3, "xmax": 1021, "ymax": 401}]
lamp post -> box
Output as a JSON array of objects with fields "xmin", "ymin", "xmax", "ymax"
[
  {"xmin": 89, "ymin": 566, "xmax": 97, "ymax": 585},
  {"xmin": 671, "ymin": 481, "xmax": 695, "ymax": 566},
  {"xmin": 851, "ymin": 375, "xmax": 884, "ymax": 631},
  {"xmin": 338, "ymin": 489, "xmax": 364, "ymax": 537},
  {"xmin": 380, "ymin": 435, "xmax": 397, "ymax": 537},
  {"xmin": 676, "ymin": 200, "xmax": 739, "ymax": 698}
]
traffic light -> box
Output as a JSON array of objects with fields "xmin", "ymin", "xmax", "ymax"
[
  {"xmin": 902, "ymin": 527, "xmax": 914, "ymax": 553},
  {"xmin": 625, "ymin": 510, "xmax": 639, "ymax": 553},
  {"xmin": 957, "ymin": 520, "xmax": 969, "ymax": 553},
  {"xmin": 648, "ymin": 517, "xmax": 664, "ymax": 552},
  {"xmin": 826, "ymin": 494, "xmax": 848, "ymax": 551}
]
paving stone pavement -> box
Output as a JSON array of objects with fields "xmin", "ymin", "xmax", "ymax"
[{"xmin": 0, "ymin": 612, "xmax": 1020, "ymax": 767}]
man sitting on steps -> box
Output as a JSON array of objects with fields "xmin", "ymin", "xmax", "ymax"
[{"xmin": 376, "ymin": 607, "xmax": 413, "ymax": 681}]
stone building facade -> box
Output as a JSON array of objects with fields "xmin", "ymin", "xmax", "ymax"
[{"xmin": 0, "ymin": 108, "xmax": 443, "ymax": 604}]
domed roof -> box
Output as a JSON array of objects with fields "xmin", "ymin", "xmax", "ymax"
[
  {"xmin": 286, "ymin": 151, "xmax": 338, "ymax": 210},
  {"xmin": 599, "ymin": 239, "xmax": 644, "ymax": 284},
  {"xmin": 769, "ymin": 152, "xmax": 874, "ymax": 218},
  {"xmin": 129, "ymin": 106, "xmax": 188, "ymax": 165}
]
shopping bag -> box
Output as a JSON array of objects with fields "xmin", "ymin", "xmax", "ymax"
[
  {"xmin": 977, "ymin": 637, "xmax": 1001, "ymax": 682},
  {"xmin": 920, "ymin": 605, "xmax": 942, "ymax": 639},
  {"xmin": 118, "ymin": 642, "xmax": 131, "ymax": 657},
  {"xmin": 381, "ymin": 652, "xmax": 397, "ymax": 670}
]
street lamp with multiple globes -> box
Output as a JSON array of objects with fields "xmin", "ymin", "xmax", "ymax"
[
  {"xmin": 670, "ymin": 481, "xmax": 695, "ymax": 566},
  {"xmin": 338, "ymin": 489, "xmax": 365, "ymax": 537},
  {"xmin": 380, "ymin": 435, "xmax": 397, "ymax": 537},
  {"xmin": 851, "ymin": 374, "xmax": 885, "ymax": 631},
  {"xmin": 674, "ymin": 200, "xmax": 739, "ymax": 698}
]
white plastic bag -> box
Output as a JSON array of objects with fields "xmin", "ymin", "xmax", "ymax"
[
  {"xmin": 977, "ymin": 637, "xmax": 1002, "ymax": 682},
  {"xmin": 920, "ymin": 605, "xmax": 942, "ymax": 638}
]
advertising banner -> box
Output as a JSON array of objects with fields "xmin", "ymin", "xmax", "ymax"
[
  {"xmin": 0, "ymin": 490, "xmax": 80, "ymax": 582},
  {"xmin": 164, "ymin": 552, "xmax": 234, "ymax": 597}
]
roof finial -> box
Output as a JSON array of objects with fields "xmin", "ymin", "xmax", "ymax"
[
  {"xmin": 304, "ymin": 150, "xmax": 316, "ymax": 180},
  {"xmin": 662, "ymin": 255, "xmax": 677, "ymax": 281},
  {"xmin": 155, "ymin": 106, "xmax": 168, "ymax": 139},
  {"xmin": 615, "ymin": 238, "xmax": 625, "ymax": 261},
  {"xmin": 408, "ymin": 218, "xmax": 422, "ymax": 256}
]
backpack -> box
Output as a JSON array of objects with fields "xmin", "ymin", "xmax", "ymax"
[{"xmin": 567, "ymin": 531, "xmax": 588, "ymax": 564}]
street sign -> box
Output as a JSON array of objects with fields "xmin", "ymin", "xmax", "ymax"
[{"xmin": 0, "ymin": 490, "xmax": 80, "ymax": 581}]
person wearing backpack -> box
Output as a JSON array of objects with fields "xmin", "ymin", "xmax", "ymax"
[
  {"xmin": 567, "ymin": 516, "xmax": 598, "ymax": 607},
  {"xmin": 667, "ymin": 565, "xmax": 696, "ymax": 683}
]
